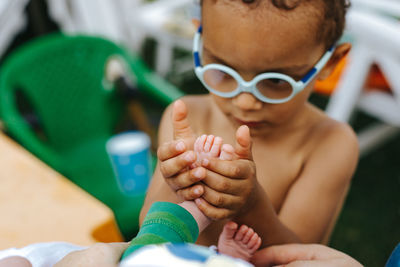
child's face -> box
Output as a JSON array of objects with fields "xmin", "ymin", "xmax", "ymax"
[{"xmin": 201, "ymin": 0, "xmax": 327, "ymax": 135}]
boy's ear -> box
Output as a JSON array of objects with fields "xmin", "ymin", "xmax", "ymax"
[
  {"xmin": 192, "ymin": 18, "xmax": 201, "ymax": 29},
  {"xmin": 318, "ymin": 43, "xmax": 352, "ymax": 80}
]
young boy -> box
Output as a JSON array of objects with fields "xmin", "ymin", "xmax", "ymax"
[{"xmin": 141, "ymin": 0, "xmax": 359, "ymax": 248}]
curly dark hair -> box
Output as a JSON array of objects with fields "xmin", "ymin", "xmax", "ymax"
[{"xmin": 200, "ymin": 0, "xmax": 351, "ymax": 48}]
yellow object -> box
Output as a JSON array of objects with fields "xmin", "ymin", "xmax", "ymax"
[{"xmin": 0, "ymin": 132, "xmax": 123, "ymax": 249}]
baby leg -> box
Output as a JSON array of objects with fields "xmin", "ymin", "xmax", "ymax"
[{"xmin": 217, "ymin": 221, "xmax": 261, "ymax": 261}]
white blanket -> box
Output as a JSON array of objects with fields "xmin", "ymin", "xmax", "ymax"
[{"xmin": 0, "ymin": 242, "xmax": 85, "ymax": 267}]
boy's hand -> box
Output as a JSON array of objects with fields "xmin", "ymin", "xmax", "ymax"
[
  {"xmin": 192, "ymin": 126, "xmax": 260, "ymax": 220},
  {"xmin": 251, "ymin": 243, "xmax": 363, "ymax": 267},
  {"xmin": 157, "ymin": 100, "xmax": 204, "ymax": 198},
  {"xmin": 157, "ymin": 139, "xmax": 205, "ymax": 193}
]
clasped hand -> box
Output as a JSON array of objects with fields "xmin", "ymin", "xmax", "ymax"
[{"xmin": 158, "ymin": 100, "xmax": 259, "ymax": 220}]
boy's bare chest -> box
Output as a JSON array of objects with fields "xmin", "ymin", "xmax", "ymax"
[{"xmin": 253, "ymin": 146, "xmax": 303, "ymax": 211}]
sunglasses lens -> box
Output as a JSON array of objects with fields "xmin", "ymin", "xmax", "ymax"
[
  {"xmin": 203, "ymin": 69, "xmax": 238, "ymax": 93},
  {"xmin": 256, "ymin": 78, "xmax": 293, "ymax": 100}
]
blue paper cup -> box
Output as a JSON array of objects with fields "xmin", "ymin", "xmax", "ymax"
[{"xmin": 106, "ymin": 131, "xmax": 151, "ymax": 196}]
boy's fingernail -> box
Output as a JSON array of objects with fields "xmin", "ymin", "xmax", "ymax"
[
  {"xmin": 201, "ymin": 158, "xmax": 209, "ymax": 166},
  {"xmin": 194, "ymin": 188, "xmax": 201, "ymax": 195},
  {"xmin": 184, "ymin": 152, "xmax": 195, "ymax": 162},
  {"xmin": 195, "ymin": 198, "xmax": 202, "ymax": 205},
  {"xmin": 194, "ymin": 168, "xmax": 204, "ymax": 178},
  {"xmin": 176, "ymin": 141, "xmax": 185, "ymax": 152}
]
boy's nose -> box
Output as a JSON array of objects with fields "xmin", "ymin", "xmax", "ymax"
[{"xmin": 232, "ymin": 93, "xmax": 263, "ymax": 111}]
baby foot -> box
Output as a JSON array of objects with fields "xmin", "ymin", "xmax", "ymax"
[
  {"xmin": 198, "ymin": 134, "xmax": 222, "ymax": 161},
  {"xmin": 217, "ymin": 221, "xmax": 262, "ymax": 261},
  {"xmin": 192, "ymin": 135, "xmax": 235, "ymax": 168},
  {"xmin": 219, "ymin": 143, "xmax": 235, "ymax": 161}
]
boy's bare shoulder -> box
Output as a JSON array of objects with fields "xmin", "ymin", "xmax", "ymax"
[
  {"xmin": 158, "ymin": 94, "xmax": 214, "ymax": 143},
  {"xmin": 312, "ymin": 111, "xmax": 357, "ymax": 146},
  {"xmin": 180, "ymin": 94, "xmax": 214, "ymax": 132},
  {"xmin": 180, "ymin": 94, "xmax": 212, "ymax": 110},
  {"xmin": 160, "ymin": 94, "xmax": 211, "ymax": 123},
  {"xmin": 305, "ymin": 106, "xmax": 359, "ymax": 165}
]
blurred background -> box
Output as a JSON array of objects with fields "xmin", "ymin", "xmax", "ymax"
[{"xmin": 0, "ymin": 0, "xmax": 399, "ymax": 266}]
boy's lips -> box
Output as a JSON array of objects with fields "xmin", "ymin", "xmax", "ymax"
[{"xmin": 233, "ymin": 117, "xmax": 264, "ymax": 127}]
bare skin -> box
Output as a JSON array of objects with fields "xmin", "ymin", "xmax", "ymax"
[
  {"xmin": 0, "ymin": 256, "xmax": 32, "ymax": 267},
  {"xmin": 218, "ymin": 221, "xmax": 261, "ymax": 261},
  {"xmin": 53, "ymin": 241, "xmax": 363, "ymax": 267},
  {"xmin": 181, "ymin": 134, "xmax": 261, "ymax": 261},
  {"xmin": 141, "ymin": 0, "xmax": 359, "ymax": 248},
  {"xmin": 251, "ymin": 243, "xmax": 363, "ymax": 267},
  {"xmin": 54, "ymin": 243, "xmax": 129, "ymax": 267},
  {"xmin": 191, "ymin": 134, "xmax": 261, "ymax": 261}
]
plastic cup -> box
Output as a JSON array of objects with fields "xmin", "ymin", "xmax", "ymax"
[{"xmin": 106, "ymin": 131, "xmax": 151, "ymax": 196}]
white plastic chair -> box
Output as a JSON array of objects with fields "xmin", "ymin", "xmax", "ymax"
[
  {"xmin": 46, "ymin": 0, "xmax": 127, "ymax": 43},
  {"xmin": 326, "ymin": 1, "xmax": 400, "ymax": 155},
  {"xmin": 351, "ymin": 0, "xmax": 400, "ymax": 18},
  {"xmin": 46, "ymin": 0, "xmax": 196, "ymax": 77},
  {"xmin": 120, "ymin": 0, "xmax": 196, "ymax": 76},
  {"xmin": 0, "ymin": 0, "xmax": 29, "ymax": 58}
]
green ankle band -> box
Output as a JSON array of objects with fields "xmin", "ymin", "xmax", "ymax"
[{"xmin": 120, "ymin": 202, "xmax": 199, "ymax": 261}]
